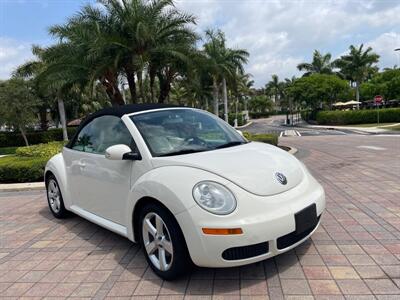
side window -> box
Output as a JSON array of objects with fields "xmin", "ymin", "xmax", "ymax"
[{"xmin": 72, "ymin": 116, "xmax": 134, "ymax": 154}]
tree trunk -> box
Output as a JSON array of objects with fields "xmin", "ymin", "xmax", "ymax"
[
  {"xmin": 125, "ymin": 66, "xmax": 137, "ymax": 103},
  {"xmin": 137, "ymin": 71, "xmax": 144, "ymax": 103},
  {"xmin": 39, "ymin": 107, "xmax": 48, "ymax": 130},
  {"xmin": 101, "ymin": 80, "xmax": 125, "ymax": 106},
  {"xmin": 157, "ymin": 74, "xmax": 170, "ymax": 104},
  {"xmin": 222, "ymin": 77, "xmax": 228, "ymax": 122},
  {"xmin": 157, "ymin": 71, "xmax": 172, "ymax": 104},
  {"xmin": 355, "ymin": 81, "xmax": 360, "ymax": 109},
  {"xmin": 18, "ymin": 125, "xmax": 29, "ymax": 146},
  {"xmin": 213, "ymin": 78, "xmax": 219, "ymax": 116},
  {"xmin": 149, "ymin": 67, "xmax": 156, "ymax": 103},
  {"xmin": 57, "ymin": 98, "xmax": 68, "ymax": 141}
]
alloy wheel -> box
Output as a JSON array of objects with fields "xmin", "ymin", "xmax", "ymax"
[
  {"xmin": 47, "ymin": 179, "xmax": 61, "ymax": 213},
  {"xmin": 142, "ymin": 212, "xmax": 174, "ymax": 271}
]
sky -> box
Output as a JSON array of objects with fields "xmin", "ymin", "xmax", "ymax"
[{"xmin": 1, "ymin": 0, "xmax": 400, "ymax": 87}]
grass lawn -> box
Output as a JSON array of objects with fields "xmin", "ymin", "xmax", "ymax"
[
  {"xmin": 387, "ymin": 124, "xmax": 400, "ymax": 131},
  {"xmin": 341, "ymin": 122, "xmax": 400, "ymax": 128}
]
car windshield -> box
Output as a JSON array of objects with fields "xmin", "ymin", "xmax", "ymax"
[{"xmin": 130, "ymin": 109, "xmax": 247, "ymax": 157}]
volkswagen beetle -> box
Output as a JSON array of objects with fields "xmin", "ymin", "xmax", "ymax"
[{"xmin": 45, "ymin": 104, "xmax": 325, "ymax": 280}]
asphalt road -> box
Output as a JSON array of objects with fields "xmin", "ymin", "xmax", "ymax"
[{"xmin": 244, "ymin": 115, "xmax": 393, "ymax": 137}]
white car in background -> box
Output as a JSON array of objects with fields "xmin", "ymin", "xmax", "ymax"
[{"xmin": 45, "ymin": 104, "xmax": 325, "ymax": 280}]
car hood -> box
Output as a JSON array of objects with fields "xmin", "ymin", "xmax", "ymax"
[{"xmin": 151, "ymin": 142, "xmax": 305, "ymax": 196}]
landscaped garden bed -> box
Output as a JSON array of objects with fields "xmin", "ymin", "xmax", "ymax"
[{"xmin": 0, "ymin": 141, "xmax": 64, "ymax": 183}]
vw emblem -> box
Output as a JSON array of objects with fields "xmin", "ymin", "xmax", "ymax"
[{"xmin": 275, "ymin": 172, "xmax": 287, "ymax": 185}]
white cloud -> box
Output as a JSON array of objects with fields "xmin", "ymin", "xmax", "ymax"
[
  {"xmin": 0, "ymin": 38, "xmax": 33, "ymax": 79},
  {"xmin": 2, "ymin": 0, "xmax": 400, "ymax": 86},
  {"xmin": 366, "ymin": 32, "xmax": 400, "ymax": 69},
  {"xmin": 177, "ymin": 0, "xmax": 400, "ymax": 86}
]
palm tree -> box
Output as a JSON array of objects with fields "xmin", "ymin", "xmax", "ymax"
[
  {"xmin": 334, "ymin": 44, "xmax": 379, "ymax": 102},
  {"xmin": 14, "ymin": 45, "xmax": 74, "ymax": 140},
  {"xmin": 45, "ymin": 0, "xmax": 197, "ymax": 106},
  {"xmin": 297, "ymin": 50, "xmax": 333, "ymax": 76},
  {"xmin": 203, "ymin": 30, "xmax": 249, "ymax": 121},
  {"xmin": 265, "ymin": 74, "xmax": 284, "ymax": 109}
]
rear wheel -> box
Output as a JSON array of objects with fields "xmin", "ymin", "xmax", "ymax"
[
  {"xmin": 139, "ymin": 203, "xmax": 192, "ymax": 280},
  {"xmin": 46, "ymin": 174, "xmax": 68, "ymax": 218}
]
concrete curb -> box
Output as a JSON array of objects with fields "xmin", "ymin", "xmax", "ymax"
[
  {"xmin": 235, "ymin": 121, "xmax": 253, "ymax": 129},
  {"xmin": 0, "ymin": 182, "xmax": 45, "ymax": 192},
  {"xmin": 287, "ymin": 146, "xmax": 298, "ymax": 155}
]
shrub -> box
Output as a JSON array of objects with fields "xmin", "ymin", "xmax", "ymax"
[
  {"xmin": 0, "ymin": 156, "xmax": 48, "ymax": 183},
  {"xmin": 228, "ymin": 112, "xmax": 245, "ymax": 127},
  {"xmin": 0, "ymin": 127, "xmax": 77, "ymax": 147},
  {"xmin": 242, "ymin": 132, "xmax": 278, "ymax": 146},
  {"xmin": 316, "ymin": 108, "xmax": 400, "ymax": 125},
  {"xmin": 15, "ymin": 141, "xmax": 65, "ymax": 158},
  {"xmin": 0, "ymin": 147, "xmax": 17, "ymax": 155},
  {"xmin": 0, "ymin": 141, "xmax": 65, "ymax": 183}
]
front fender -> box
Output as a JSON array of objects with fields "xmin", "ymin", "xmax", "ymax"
[
  {"xmin": 45, "ymin": 152, "xmax": 71, "ymax": 208},
  {"xmin": 125, "ymin": 165, "xmax": 233, "ymax": 241}
]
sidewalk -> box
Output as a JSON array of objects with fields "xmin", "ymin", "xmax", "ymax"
[
  {"xmin": 299, "ymin": 122, "xmax": 399, "ymax": 134},
  {"xmin": 0, "ymin": 182, "xmax": 44, "ymax": 192}
]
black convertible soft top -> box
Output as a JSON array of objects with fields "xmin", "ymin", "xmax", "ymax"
[{"xmin": 66, "ymin": 103, "xmax": 181, "ymax": 148}]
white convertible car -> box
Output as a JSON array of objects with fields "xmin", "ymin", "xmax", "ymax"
[{"xmin": 45, "ymin": 104, "xmax": 325, "ymax": 279}]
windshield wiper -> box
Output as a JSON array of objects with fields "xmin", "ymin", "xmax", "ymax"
[
  {"xmin": 215, "ymin": 141, "xmax": 246, "ymax": 149},
  {"xmin": 157, "ymin": 149, "xmax": 208, "ymax": 157}
]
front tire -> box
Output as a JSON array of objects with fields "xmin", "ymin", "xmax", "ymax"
[
  {"xmin": 46, "ymin": 174, "xmax": 68, "ymax": 218},
  {"xmin": 139, "ymin": 203, "xmax": 192, "ymax": 280}
]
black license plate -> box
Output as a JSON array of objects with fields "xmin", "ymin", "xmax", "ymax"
[{"xmin": 295, "ymin": 204, "xmax": 317, "ymax": 234}]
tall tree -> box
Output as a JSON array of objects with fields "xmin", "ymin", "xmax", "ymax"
[
  {"xmin": 203, "ymin": 30, "xmax": 249, "ymax": 121},
  {"xmin": 287, "ymin": 74, "xmax": 350, "ymax": 110},
  {"xmin": 297, "ymin": 50, "xmax": 333, "ymax": 76},
  {"xmin": 48, "ymin": 0, "xmax": 197, "ymax": 105},
  {"xmin": 334, "ymin": 44, "xmax": 379, "ymax": 102},
  {"xmin": 0, "ymin": 79, "xmax": 41, "ymax": 146},
  {"xmin": 265, "ymin": 74, "xmax": 284, "ymax": 108}
]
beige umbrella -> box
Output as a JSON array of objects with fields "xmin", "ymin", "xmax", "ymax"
[
  {"xmin": 343, "ymin": 100, "xmax": 361, "ymax": 105},
  {"xmin": 333, "ymin": 102, "xmax": 346, "ymax": 106}
]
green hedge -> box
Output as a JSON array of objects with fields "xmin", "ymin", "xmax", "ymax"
[
  {"xmin": 0, "ymin": 156, "xmax": 48, "ymax": 183},
  {"xmin": 228, "ymin": 112, "xmax": 245, "ymax": 127},
  {"xmin": 0, "ymin": 142, "xmax": 65, "ymax": 183},
  {"xmin": 0, "ymin": 127, "xmax": 76, "ymax": 147},
  {"xmin": 15, "ymin": 141, "xmax": 65, "ymax": 158},
  {"xmin": 242, "ymin": 132, "xmax": 278, "ymax": 146},
  {"xmin": 249, "ymin": 112, "xmax": 270, "ymax": 119},
  {"xmin": 316, "ymin": 108, "xmax": 400, "ymax": 125},
  {"xmin": 0, "ymin": 146, "xmax": 17, "ymax": 155}
]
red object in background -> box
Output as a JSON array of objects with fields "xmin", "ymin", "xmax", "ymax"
[{"xmin": 374, "ymin": 95, "xmax": 383, "ymax": 104}]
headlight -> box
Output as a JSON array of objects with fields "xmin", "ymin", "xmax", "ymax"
[{"xmin": 192, "ymin": 181, "xmax": 236, "ymax": 215}]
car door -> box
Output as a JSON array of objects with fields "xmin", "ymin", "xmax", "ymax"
[{"xmin": 64, "ymin": 115, "xmax": 135, "ymax": 225}]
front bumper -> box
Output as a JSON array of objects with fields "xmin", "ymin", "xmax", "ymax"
[{"xmin": 175, "ymin": 172, "xmax": 325, "ymax": 268}]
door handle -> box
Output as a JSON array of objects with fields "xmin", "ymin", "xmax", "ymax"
[{"xmin": 78, "ymin": 162, "xmax": 86, "ymax": 168}]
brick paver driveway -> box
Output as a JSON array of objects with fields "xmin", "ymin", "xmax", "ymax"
[{"xmin": 0, "ymin": 135, "xmax": 399, "ymax": 299}]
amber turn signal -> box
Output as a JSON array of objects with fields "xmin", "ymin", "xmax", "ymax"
[{"xmin": 202, "ymin": 228, "xmax": 243, "ymax": 235}]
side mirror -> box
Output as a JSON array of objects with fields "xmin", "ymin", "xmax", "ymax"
[{"xmin": 105, "ymin": 144, "xmax": 141, "ymax": 161}]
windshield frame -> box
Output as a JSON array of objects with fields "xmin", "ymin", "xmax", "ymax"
[{"xmin": 128, "ymin": 108, "xmax": 247, "ymax": 157}]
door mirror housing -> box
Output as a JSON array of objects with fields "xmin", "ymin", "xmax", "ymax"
[{"xmin": 105, "ymin": 144, "xmax": 141, "ymax": 161}]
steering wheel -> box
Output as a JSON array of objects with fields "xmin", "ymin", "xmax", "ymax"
[{"xmin": 184, "ymin": 136, "xmax": 207, "ymax": 146}]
